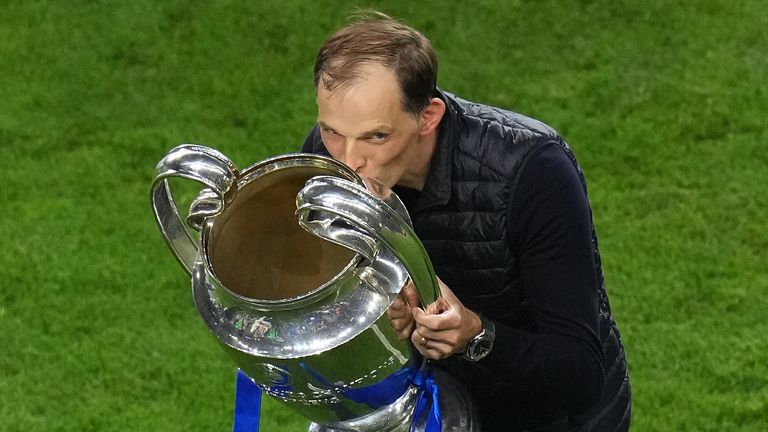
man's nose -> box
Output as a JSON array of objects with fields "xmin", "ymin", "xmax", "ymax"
[{"xmin": 340, "ymin": 140, "xmax": 365, "ymax": 172}]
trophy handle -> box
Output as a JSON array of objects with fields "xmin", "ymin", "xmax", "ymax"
[
  {"xmin": 150, "ymin": 144, "xmax": 238, "ymax": 275},
  {"xmin": 295, "ymin": 175, "xmax": 440, "ymax": 307}
]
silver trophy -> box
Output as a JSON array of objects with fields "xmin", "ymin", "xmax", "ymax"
[{"xmin": 150, "ymin": 145, "xmax": 477, "ymax": 431}]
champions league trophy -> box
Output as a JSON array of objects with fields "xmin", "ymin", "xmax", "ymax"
[{"xmin": 150, "ymin": 145, "xmax": 478, "ymax": 431}]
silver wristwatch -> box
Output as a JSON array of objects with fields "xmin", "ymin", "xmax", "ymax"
[{"xmin": 463, "ymin": 314, "xmax": 496, "ymax": 362}]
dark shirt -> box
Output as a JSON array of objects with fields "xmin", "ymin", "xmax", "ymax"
[
  {"xmin": 397, "ymin": 144, "xmax": 604, "ymax": 430},
  {"xmin": 302, "ymin": 91, "xmax": 630, "ymax": 431}
]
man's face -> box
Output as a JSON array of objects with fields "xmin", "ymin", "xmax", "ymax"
[{"xmin": 316, "ymin": 63, "xmax": 424, "ymax": 189}]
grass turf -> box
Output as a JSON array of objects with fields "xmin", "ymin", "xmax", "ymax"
[{"xmin": 1, "ymin": 1, "xmax": 766, "ymax": 430}]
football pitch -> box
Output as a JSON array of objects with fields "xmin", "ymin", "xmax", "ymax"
[{"xmin": 1, "ymin": 1, "xmax": 766, "ymax": 430}]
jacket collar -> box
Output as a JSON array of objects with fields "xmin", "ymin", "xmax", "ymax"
[{"xmin": 411, "ymin": 89, "xmax": 458, "ymax": 213}]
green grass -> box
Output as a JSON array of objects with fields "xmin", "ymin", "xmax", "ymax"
[{"xmin": 1, "ymin": 0, "xmax": 766, "ymax": 430}]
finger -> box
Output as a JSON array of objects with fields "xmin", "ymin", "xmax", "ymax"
[
  {"xmin": 389, "ymin": 294, "xmax": 407, "ymax": 311},
  {"xmin": 412, "ymin": 338, "xmax": 454, "ymax": 360},
  {"xmin": 395, "ymin": 326, "xmax": 412, "ymax": 341},
  {"xmin": 403, "ymin": 283, "xmax": 420, "ymax": 308},
  {"xmin": 412, "ymin": 328, "xmax": 452, "ymax": 353},
  {"xmin": 411, "ymin": 329, "xmax": 428, "ymax": 349},
  {"xmin": 389, "ymin": 317, "xmax": 405, "ymax": 330},
  {"xmin": 423, "ymin": 341, "xmax": 455, "ymax": 359},
  {"xmin": 413, "ymin": 326, "xmax": 453, "ymax": 344},
  {"xmin": 386, "ymin": 306, "xmax": 408, "ymax": 319},
  {"xmin": 387, "ymin": 292, "xmax": 412, "ymax": 317},
  {"xmin": 390, "ymin": 317, "xmax": 413, "ymax": 332},
  {"xmin": 413, "ymin": 325, "xmax": 466, "ymax": 350},
  {"xmin": 413, "ymin": 307, "xmax": 460, "ymax": 331},
  {"xmin": 424, "ymin": 297, "xmax": 450, "ymax": 315}
]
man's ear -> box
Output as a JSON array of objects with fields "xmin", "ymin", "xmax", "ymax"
[{"xmin": 418, "ymin": 98, "xmax": 446, "ymax": 136}]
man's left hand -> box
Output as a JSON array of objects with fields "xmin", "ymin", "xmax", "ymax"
[{"xmin": 411, "ymin": 278, "xmax": 482, "ymax": 360}]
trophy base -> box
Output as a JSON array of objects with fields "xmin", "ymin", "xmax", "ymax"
[{"xmin": 308, "ymin": 368, "xmax": 479, "ymax": 432}]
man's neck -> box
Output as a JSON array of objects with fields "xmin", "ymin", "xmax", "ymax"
[{"xmin": 398, "ymin": 132, "xmax": 438, "ymax": 191}]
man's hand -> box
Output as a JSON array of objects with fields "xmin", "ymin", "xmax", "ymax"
[
  {"xmin": 386, "ymin": 281, "xmax": 420, "ymax": 340},
  {"xmin": 411, "ymin": 278, "xmax": 482, "ymax": 360}
]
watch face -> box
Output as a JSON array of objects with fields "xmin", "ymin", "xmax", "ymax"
[
  {"xmin": 473, "ymin": 338, "xmax": 491, "ymax": 357},
  {"xmin": 467, "ymin": 334, "xmax": 493, "ymax": 360},
  {"xmin": 463, "ymin": 318, "xmax": 495, "ymax": 361}
]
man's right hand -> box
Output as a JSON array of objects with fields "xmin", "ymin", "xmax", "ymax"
[{"xmin": 386, "ymin": 281, "xmax": 420, "ymax": 340}]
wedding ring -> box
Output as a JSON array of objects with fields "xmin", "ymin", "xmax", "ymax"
[{"xmin": 420, "ymin": 336, "xmax": 427, "ymax": 346}]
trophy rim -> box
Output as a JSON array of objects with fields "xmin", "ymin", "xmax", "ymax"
[{"xmin": 199, "ymin": 152, "xmax": 365, "ymax": 311}]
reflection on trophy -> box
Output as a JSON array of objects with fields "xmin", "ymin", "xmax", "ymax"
[{"xmin": 150, "ymin": 144, "xmax": 477, "ymax": 431}]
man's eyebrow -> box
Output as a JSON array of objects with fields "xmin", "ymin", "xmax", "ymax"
[
  {"xmin": 318, "ymin": 121, "xmax": 392, "ymax": 137},
  {"xmin": 356, "ymin": 123, "xmax": 394, "ymax": 137},
  {"xmin": 360, "ymin": 127, "xmax": 392, "ymax": 136},
  {"xmin": 317, "ymin": 121, "xmax": 335, "ymax": 131}
]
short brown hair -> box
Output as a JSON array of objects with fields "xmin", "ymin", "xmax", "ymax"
[{"xmin": 314, "ymin": 12, "xmax": 438, "ymax": 116}]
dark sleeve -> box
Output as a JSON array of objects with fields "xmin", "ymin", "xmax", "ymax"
[
  {"xmin": 480, "ymin": 143, "xmax": 605, "ymax": 414},
  {"xmin": 300, "ymin": 124, "xmax": 330, "ymax": 156}
]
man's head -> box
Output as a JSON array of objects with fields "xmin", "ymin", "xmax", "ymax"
[
  {"xmin": 314, "ymin": 12, "xmax": 438, "ymax": 116},
  {"xmin": 313, "ymin": 13, "xmax": 446, "ymax": 190}
]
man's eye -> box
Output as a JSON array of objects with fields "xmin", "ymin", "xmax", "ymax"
[
  {"xmin": 322, "ymin": 128, "xmax": 337, "ymax": 135},
  {"xmin": 370, "ymin": 133, "xmax": 388, "ymax": 142}
]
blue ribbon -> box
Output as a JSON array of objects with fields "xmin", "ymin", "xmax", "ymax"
[
  {"xmin": 232, "ymin": 365, "xmax": 440, "ymax": 432},
  {"xmin": 233, "ymin": 370, "xmax": 261, "ymax": 432},
  {"xmin": 410, "ymin": 367, "xmax": 442, "ymax": 432},
  {"xmin": 343, "ymin": 366, "xmax": 413, "ymax": 408},
  {"xmin": 300, "ymin": 361, "xmax": 413, "ymax": 409}
]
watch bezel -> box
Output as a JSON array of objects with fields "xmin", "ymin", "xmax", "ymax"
[{"xmin": 462, "ymin": 315, "xmax": 495, "ymax": 362}]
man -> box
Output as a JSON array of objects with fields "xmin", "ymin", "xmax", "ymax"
[{"xmin": 301, "ymin": 14, "xmax": 631, "ymax": 432}]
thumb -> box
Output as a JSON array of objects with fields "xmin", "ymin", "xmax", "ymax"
[{"xmin": 412, "ymin": 306, "xmax": 426, "ymax": 321}]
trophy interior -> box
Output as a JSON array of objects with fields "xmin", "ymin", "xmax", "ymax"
[{"xmin": 207, "ymin": 166, "xmax": 356, "ymax": 301}]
